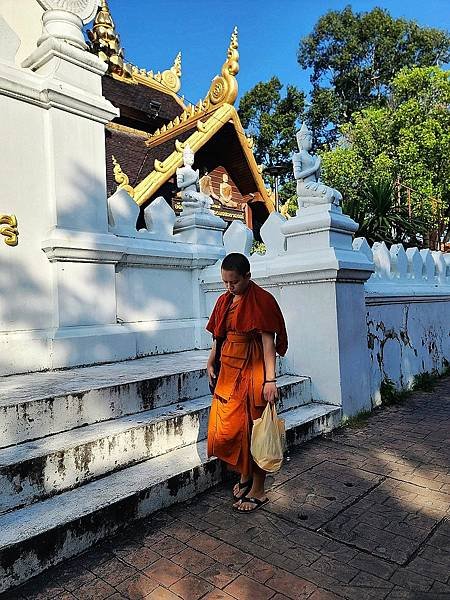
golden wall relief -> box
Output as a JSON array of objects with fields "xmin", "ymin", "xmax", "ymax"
[
  {"xmin": 199, "ymin": 168, "xmax": 243, "ymax": 211},
  {"xmin": 0, "ymin": 215, "xmax": 18, "ymax": 246}
]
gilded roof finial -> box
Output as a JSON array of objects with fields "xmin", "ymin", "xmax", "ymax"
[
  {"xmin": 205, "ymin": 25, "xmax": 239, "ymax": 107},
  {"xmin": 227, "ymin": 26, "xmax": 239, "ymax": 77},
  {"xmin": 173, "ymin": 51, "xmax": 182, "ymax": 78},
  {"xmin": 157, "ymin": 51, "xmax": 182, "ymax": 93},
  {"xmin": 87, "ymin": 0, "xmax": 132, "ymax": 78}
]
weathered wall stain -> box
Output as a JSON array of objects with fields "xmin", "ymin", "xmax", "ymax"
[{"xmin": 366, "ymin": 299, "xmax": 450, "ymax": 404}]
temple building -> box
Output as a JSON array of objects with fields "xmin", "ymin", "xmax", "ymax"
[{"xmin": 87, "ymin": 0, "xmax": 273, "ymax": 238}]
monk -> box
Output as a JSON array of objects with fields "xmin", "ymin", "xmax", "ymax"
[{"xmin": 206, "ymin": 253, "xmax": 287, "ymax": 512}]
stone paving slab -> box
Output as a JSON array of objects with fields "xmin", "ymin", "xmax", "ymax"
[
  {"xmin": 321, "ymin": 477, "xmax": 450, "ymax": 564},
  {"xmin": 1, "ymin": 376, "xmax": 449, "ymax": 600}
]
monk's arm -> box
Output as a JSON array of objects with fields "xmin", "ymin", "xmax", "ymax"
[
  {"xmin": 261, "ymin": 332, "xmax": 278, "ymax": 404},
  {"xmin": 207, "ymin": 339, "xmax": 217, "ymax": 385}
]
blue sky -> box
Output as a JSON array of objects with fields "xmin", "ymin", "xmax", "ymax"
[{"xmin": 106, "ymin": 0, "xmax": 449, "ymax": 107}]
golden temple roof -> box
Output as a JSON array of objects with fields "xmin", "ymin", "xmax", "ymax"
[
  {"xmin": 130, "ymin": 103, "xmax": 272, "ymax": 212},
  {"xmin": 87, "ymin": 0, "xmax": 183, "ymax": 101},
  {"xmin": 101, "ymin": 19, "xmax": 273, "ymax": 213}
]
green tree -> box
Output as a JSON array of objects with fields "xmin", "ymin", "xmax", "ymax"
[
  {"xmin": 344, "ymin": 179, "xmax": 426, "ymax": 245},
  {"xmin": 238, "ymin": 76, "xmax": 305, "ymax": 171},
  {"xmin": 238, "ymin": 77, "xmax": 305, "ymax": 210},
  {"xmin": 321, "ymin": 67, "xmax": 450, "ymax": 245},
  {"xmin": 298, "ymin": 6, "xmax": 450, "ymax": 144}
]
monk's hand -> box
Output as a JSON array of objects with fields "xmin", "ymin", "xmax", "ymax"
[
  {"xmin": 264, "ymin": 381, "xmax": 278, "ymax": 405},
  {"xmin": 207, "ymin": 362, "xmax": 216, "ymax": 386}
]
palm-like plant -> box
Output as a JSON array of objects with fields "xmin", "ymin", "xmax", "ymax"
[{"xmin": 344, "ymin": 179, "xmax": 426, "ymax": 245}]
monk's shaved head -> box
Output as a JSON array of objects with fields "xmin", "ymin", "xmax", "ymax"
[{"xmin": 221, "ymin": 253, "xmax": 250, "ymax": 276}]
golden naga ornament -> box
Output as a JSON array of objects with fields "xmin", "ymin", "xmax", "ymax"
[
  {"xmin": 112, "ymin": 156, "xmax": 135, "ymax": 197},
  {"xmin": 0, "ymin": 214, "xmax": 19, "ymax": 246},
  {"xmin": 206, "ymin": 26, "xmax": 239, "ymax": 107}
]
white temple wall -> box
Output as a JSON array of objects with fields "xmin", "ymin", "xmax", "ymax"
[
  {"xmin": 0, "ymin": 73, "xmax": 55, "ymax": 374},
  {"xmin": 0, "ymin": 94, "xmax": 53, "ymax": 334},
  {"xmin": 366, "ymin": 297, "xmax": 450, "ymax": 405},
  {"xmin": 116, "ymin": 267, "xmax": 195, "ymax": 323},
  {"xmin": 114, "ymin": 263, "xmax": 211, "ymax": 356},
  {"xmin": 359, "ymin": 241, "xmax": 450, "ymax": 404},
  {"xmin": 47, "ymin": 111, "xmax": 109, "ymax": 232},
  {"xmin": 202, "ymin": 217, "xmax": 450, "ymax": 416}
]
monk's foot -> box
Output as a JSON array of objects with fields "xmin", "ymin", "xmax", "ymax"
[
  {"xmin": 232, "ymin": 478, "xmax": 253, "ymax": 503},
  {"xmin": 234, "ymin": 493, "xmax": 268, "ymax": 512}
]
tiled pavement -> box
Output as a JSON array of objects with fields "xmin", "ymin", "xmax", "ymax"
[{"xmin": 2, "ymin": 378, "xmax": 450, "ymax": 600}]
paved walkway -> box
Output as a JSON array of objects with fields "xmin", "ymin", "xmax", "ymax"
[{"xmin": 2, "ymin": 378, "xmax": 450, "ymax": 600}]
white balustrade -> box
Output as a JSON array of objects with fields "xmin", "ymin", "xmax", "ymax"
[
  {"xmin": 420, "ymin": 249, "xmax": 436, "ymax": 282},
  {"xmin": 142, "ymin": 197, "xmax": 176, "ymax": 240},
  {"xmin": 390, "ymin": 244, "xmax": 408, "ymax": 280},
  {"xmin": 260, "ymin": 211, "xmax": 287, "ymax": 256},
  {"xmin": 223, "ymin": 220, "xmax": 253, "ymax": 256},
  {"xmin": 350, "ymin": 238, "xmax": 450, "ymax": 289},
  {"xmin": 352, "ymin": 237, "xmax": 373, "ymax": 262},
  {"xmin": 432, "ymin": 251, "xmax": 447, "ymax": 285},
  {"xmin": 406, "ymin": 247, "xmax": 423, "ymax": 281},
  {"xmin": 372, "ymin": 241, "xmax": 392, "ymax": 280},
  {"xmin": 107, "ymin": 189, "xmax": 140, "ymax": 237}
]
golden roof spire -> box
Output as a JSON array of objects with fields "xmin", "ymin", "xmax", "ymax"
[
  {"xmin": 87, "ymin": 0, "xmax": 132, "ymax": 78},
  {"xmin": 145, "ymin": 28, "xmax": 240, "ymax": 145},
  {"xmin": 173, "ymin": 51, "xmax": 182, "ymax": 78},
  {"xmin": 205, "ymin": 26, "xmax": 239, "ymax": 107}
]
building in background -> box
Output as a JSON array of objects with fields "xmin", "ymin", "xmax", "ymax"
[{"xmin": 88, "ymin": 1, "xmax": 273, "ymax": 239}]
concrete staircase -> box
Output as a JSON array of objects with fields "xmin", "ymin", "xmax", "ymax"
[{"xmin": 0, "ymin": 349, "xmax": 341, "ymax": 592}]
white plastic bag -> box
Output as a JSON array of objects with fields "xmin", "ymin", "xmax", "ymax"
[{"xmin": 251, "ymin": 403, "xmax": 285, "ymax": 473}]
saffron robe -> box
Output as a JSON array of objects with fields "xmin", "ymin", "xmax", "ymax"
[{"xmin": 206, "ymin": 281, "xmax": 287, "ymax": 474}]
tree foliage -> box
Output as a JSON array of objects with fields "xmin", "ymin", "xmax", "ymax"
[
  {"xmin": 344, "ymin": 179, "xmax": 426, "ymax": 245},
  {"xmin": 321, "ymin": 67, "xmax": 450, "ymax": 243},
  {"xmin": 298, "ymin": 6, "xmax": 450, "ymax": 144},
  {"xmin": 238, "ymin": 77, "xmax": 305, "ymax": 171}
]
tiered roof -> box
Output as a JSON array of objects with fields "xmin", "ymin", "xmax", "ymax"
[{"xmin": 88, "ymin": 1, "xmax": 273, "ymax": 213}]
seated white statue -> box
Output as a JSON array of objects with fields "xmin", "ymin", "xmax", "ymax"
[
  {"xmin": 293, "ymin": 123, "xmax": 342, "ymax": 207},
  {"xmin": 176, "ymin": 145, "xmax": 213, "ymax": 210}
]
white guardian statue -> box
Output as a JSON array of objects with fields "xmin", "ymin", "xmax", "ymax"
[
  {"xmin": 176, "ymin": 145, "xmax": 213, "ymax": 212},
  {"xmin": 293, "ymin": 123, "xmax": 342, "ymax": 208}
]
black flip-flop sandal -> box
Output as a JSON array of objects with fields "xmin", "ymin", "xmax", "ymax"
[
  {"xmin": 232, "ymin": 479, "xmax": 253, "ymax": 502},
  {"xmin": 234, "ymin": 496, "xmax": 269, "ymax": 513}
]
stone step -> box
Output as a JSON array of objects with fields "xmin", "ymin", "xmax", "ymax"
[
  {"xmin": 0, "ymin": 351, "xmax": 303, "ymax": 449},
  {"xmin": 0, "ymin": 350, "xmax": 211, "ymax": 448},
  {"xmin": 0, "ymin": 375, "xmax": 311, "ymax": 514},
  {"xmin": 0, "ymin": 402, "xmax": 341, "ymax": 593}
]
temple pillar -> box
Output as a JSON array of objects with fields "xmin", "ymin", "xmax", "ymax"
[
  {"xmin": 278, "ymin": 203, "xmax": 374, "ymax": 416},
  {"xmin": 0, "ymin": 2, "xmax": 121, "ymax": 373}
]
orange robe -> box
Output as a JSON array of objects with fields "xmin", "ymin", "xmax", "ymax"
[{"xmin": 206, "ymin": 281, "xmax": 287, "ymax": 474}]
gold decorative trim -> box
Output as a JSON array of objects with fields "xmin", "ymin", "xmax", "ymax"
[
  {"xmin": 106, "ymin": 122, "xmax": 150, "ymax": 139},
  {"xmin": 130, "ymin": 50, "xmax": 182, "ymax": 95},
  {"xmin": 0, "ymin": 214, "xmax": 18, "ymax": 246},
  {"xmin": 205, "ymin": 26, "xmax": 239, "ymax": 107},
  {"xmin": 112, "ymin": 156, "xmax": 135, "ymax": 197},
  {"xmin": 88, "ymin": 3, "xmax": 184, "ymax": 105},
  {"xmin": 146, "ymin": 27, "xmax": 239, "ymax": 148},
  {"xmin": 172, "ymin": 201, "xmax": 245, "ymax": 222},
  {"xmin": 132, "ymin": 103, "xmax": 274, "ymax": 213}
]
